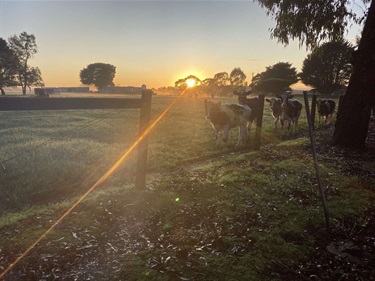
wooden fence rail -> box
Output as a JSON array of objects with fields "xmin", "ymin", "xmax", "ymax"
[{"xmin": 0, "ymin": 92, "xmax": 153, "ymax": 189}]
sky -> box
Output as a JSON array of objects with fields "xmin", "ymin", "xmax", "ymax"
[{"xmin": 0, "ymin": 0, "xmax": 365, "ymax": 89}]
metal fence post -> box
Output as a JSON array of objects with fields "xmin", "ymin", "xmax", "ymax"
[{"xmin": 303, "ymin": 91, "xmax": 330, "ymax": 231}]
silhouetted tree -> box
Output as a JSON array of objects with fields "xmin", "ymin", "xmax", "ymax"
[
  {"xmin": 174, "ymin": 75, "xmax": 201, "ymax": 90},
  {"xmin": 8, "ymin": 32, "xmax": 39, "ymax": 95},
  {"xmin": 201, "ymin": 78, "xmax": 220, "ymax": 97},
  {"xmin": 255, "ymin": 0, "xmax": 374, "ymax": 148},
  {"xmin": 213, "ymin": 72, "xmax": 230, "ymax": 87},
  {"xmin": 0, "ymin": 38, "xmax": 18, "ymax": 95},
  {"xmin": 229, "ymin": 67, "xmax": 247, "ymax": 86},
  {"xmin": 249, "ymin": 73, "xmax": 261, "ymax": 89},
  {"xmin": 18, "ymin": 66, "xmax": 44, "ymax": 91},
  {"xmin": 252, "ymin": 62, "xmax": 298, "ymax": 95},
  {"xmin": 80, "ymin": 63, "xmax": 116, "ymax": 92},
  {"xmin": 300, "ymin": 40, "xmax": 354, "ymax": 95}
]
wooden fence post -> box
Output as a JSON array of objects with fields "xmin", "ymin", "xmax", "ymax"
[
  {"xmin": 135, "ymin": 91, "xmax": 152, "ymax": 189},
  {"xmin": 254, "ymin": 94, "xmax": 265, "ymax": 150}
]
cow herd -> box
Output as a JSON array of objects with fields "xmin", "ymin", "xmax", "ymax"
[{"xmin": 204, "ymin": 91, "xmax": 336, "ymax": 146}]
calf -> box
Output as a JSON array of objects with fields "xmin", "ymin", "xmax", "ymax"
[
  {"xmin": 233, "ymin": 90, "xmax": 259, "ymax": 137},
  {"xmin": 316, "ymin": 99, "xmax": 336, "ymax": 125},
  {"xmin": 204, "ymin": 100, "xmax": 251, "ymax": 146},
  {"xmin": 233, "ymin": 90, "xmax": 259, "ymax": 123},
  {"xmin": 265, "ymin": 97, "xmax": 283, "ymax": 129},
  {"xmin": 276, "ymin": 92, "xmax": 302, "ymax": 135}
]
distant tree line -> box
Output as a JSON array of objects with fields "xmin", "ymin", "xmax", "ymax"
[
  {"xmin": 167, "ymin": 39, "xmax": 353, "ymax": 98},
  {"xmin": 0, "ymin": 32, "xmax": 44, "ymax": 95},
  {"xmin": 169, "ymin": 67, "xmax": 248, "ymax": 97}
]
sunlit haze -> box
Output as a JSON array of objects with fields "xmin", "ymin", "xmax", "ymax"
[
  {"xmin": 0, "ymin": 0, "xmax": 364, "ymax": 89},
  {"xmin": 186, "ymin": 78, "xmax": 197, "ymax": 88}
]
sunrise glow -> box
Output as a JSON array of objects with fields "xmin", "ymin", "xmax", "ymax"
[{"xmin": 186, "ymin": 78, "xmax": 196, "ymax": 88}]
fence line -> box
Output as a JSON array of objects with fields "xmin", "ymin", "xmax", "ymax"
[{"xmin": 0, "ymin": 92, "xmax": 153, "ymax": 189}]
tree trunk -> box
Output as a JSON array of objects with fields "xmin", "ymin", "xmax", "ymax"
[{"xmin": 333, "ymin": 0, "xmax": 375, "ymax": 148}]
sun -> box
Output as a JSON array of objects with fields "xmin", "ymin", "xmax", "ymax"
[{"xmin": 186, "ymin": 78, "xmax": 196, "ymax": 88}]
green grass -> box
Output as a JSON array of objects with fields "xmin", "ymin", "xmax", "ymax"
[
  {"xmin": 0, "ymin": 95, "xmax": 278, "ymax": 210},
  {"xmin": 0, "ymin": 94, "xmax": 373, "ymax": 280}
]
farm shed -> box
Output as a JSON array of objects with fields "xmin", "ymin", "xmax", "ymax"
[{"xmin": 102, "ymin": 84, "xmax": 147, "ymax": 94}]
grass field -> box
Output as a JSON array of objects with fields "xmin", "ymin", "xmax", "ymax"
[
  {"xmin": 0, "ymin": 94, "xmax": 308, "ymax": 211},
  {"xmin": 1, "ymin": 94, "xmax": 373, "ymax": 280}
]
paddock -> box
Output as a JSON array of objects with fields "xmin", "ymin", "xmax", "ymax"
[{"xmin": 0, "ymin": 92, "xmax": 343, "ymax": 210}]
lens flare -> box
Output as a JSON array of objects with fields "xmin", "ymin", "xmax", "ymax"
[{"xmin": 0, "ymin": 88, "xmax": 189, "ymax": 279}]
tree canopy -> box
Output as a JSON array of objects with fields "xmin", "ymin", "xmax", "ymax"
[
  {"xmin": 0, "ymin": 38, "xmax": 18, "ymax": 95},
  {"xmin": 80, "ymin": 63, "xmax": 116, "ymax": 91},
  {"xmin": 213, "ymin": 72, "xmax": 229, "ymax": 87},
  {"xmin": 229, "ymin": 68, "xmax": 247, "ymax": 86},
  {"xmin": 18, "ymin": 66, "xmax": 44, "ymax": 91},
  {"xmin": 8, "ymin": 32, "xmax": 42, "ymax": 95},
  {"xmin": 255, "ymin": 0, "xmax": 370, "ymax": 49},
  {"xmin": 174, "ymin": 75, "xmax": 201, "ymax": 90},
  {"xmin": 8, "ymin": 32, "xmax": 37, "ymax": 63},
  {"xmin": 251, "ymin": 62, "xmax": 298, "ymax": 95},
  {"xmin": 299, "ymin": 40, "xmax": 354, "ymax": 94}
]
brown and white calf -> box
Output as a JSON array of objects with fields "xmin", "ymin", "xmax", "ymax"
[
  {"xmin": 316, "ymin": 99, "xmax": 336, "ymax": 125},
  {"xmin": 265, "ymin": 97, "xmax": 283, "ymax": 129},
  {"xmin": 276, "ymin": 92, "xmax": 302, "ymax": 135},
  {"xmin": 204, "ymin": 100, "xmax": 251, "ymax": 146}
]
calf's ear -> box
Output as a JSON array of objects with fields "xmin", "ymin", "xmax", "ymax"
[{"xmin": 265, "ymin": 98, "xmax": 270, "ymax": 102}]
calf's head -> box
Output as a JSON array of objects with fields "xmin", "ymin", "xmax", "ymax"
[
  {"xmin": 266, "ymin": 98, "xmax": 282, "ymax": 110},
  {"xmin": 233, "ymin": 90, "xmax": 252, "ymax": 104},
  {"xmin": 204, "ymin": 100, "xmax": 221, "ymax": 120},
  {"xmin": 277, "ymin": 93, "xmax": 294, "ymax": 108}
]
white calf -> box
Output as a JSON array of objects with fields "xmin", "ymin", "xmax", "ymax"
[{"xmin": 204, "ymin": 100, "xmax": 251, "ymax": 146}]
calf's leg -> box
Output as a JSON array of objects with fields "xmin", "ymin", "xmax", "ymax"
[{"xmin": 223, "ymin": 126, "xmax": 229, "ymax": 144}]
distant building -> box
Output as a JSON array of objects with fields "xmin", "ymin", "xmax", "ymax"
[
  {"xmin": 102, "ymin": 84, "xmax": 147, "ymax": 94},
  {"xmin": 37, "ymin": 87, "xmax": 90, "ymax": 95},
  {"xmin": 59, "ymin": 87, "xmax": 90, "ymax": 93}
]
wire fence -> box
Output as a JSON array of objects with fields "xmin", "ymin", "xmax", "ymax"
[{"xmin": 0, "ymin": 93, "xmax": 342, "ymax": 211}]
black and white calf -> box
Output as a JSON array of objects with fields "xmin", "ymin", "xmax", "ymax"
[
  {"xmin": 316, "ymin": 99, "xmax": 336, "ymax": 125},
  {"xmin": 276, "ymin": 92, "xmax": 302, "ymax": 135},
  {"xmin": 204, "ymin": 100, "xmax": 251, "ymax": 146},
  {"xmin": 265, "ymin": 97, "xmax": 283, "ymax": 129}
]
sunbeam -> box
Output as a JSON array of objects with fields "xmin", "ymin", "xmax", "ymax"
[{"xmin": 0, "ymin": 89, "xmax": 188, "ymax": 279}]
